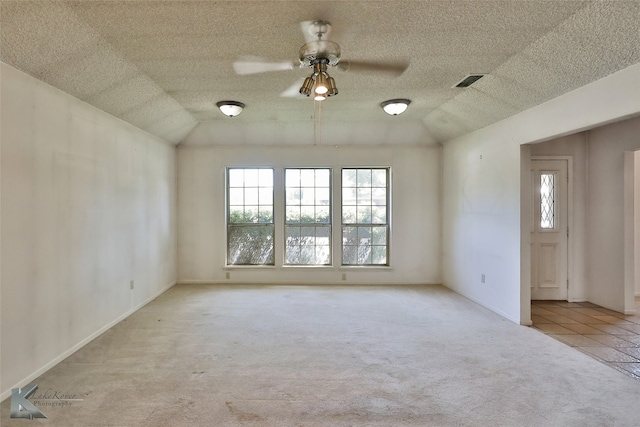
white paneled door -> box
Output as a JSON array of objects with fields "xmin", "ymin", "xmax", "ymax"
[{"xmin": 531, "ymin": 159, "xmax": 568, "ymax": 300}]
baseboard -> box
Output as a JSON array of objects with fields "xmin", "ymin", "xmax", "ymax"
[
  {"xmin": 0, "ymin": 281, "xmax": 176, "ymax": 402},
  {"xmin": 441, "ymin": 283, "xmax": 523, "ymax": 325},
  {"xmin": 177, "ymin": 280, "xmax": 442, "ymax": 286}
]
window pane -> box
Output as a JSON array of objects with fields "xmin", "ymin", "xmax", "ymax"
[
  {"xmin": 372, "ymin": 169, "xmax": 387, "ymax": 187},
  {"xmin": 358, "ymin": 226, "xmax": 371, "ymax": 244},
  {"xmin": 300, "ymin": 169, "xmax": 315, "ymax": 186},
  {"xmin": 316, "ymin": 188, "xmax": 330, "ymax": 205},
  {"xmin": 227, "ymin": 168, "xmax": 274, "ymax": 265},
  {"xmin": 316, "ymin": 169, "xmax": 330, "ymax": 186},
  {"xmin": 342, "ymin": 245, "xmax": 357, "ymax": 264},
  {"xmin": 229, "ymin": 207, "xmax": 243, "ymax": 223},
  {"xmin": 357, "ymin": 169, "xmax": 372, "ymax": 186},
  {"xmin": 372, "ymin": 226, "xmax": 387, "ymax": 245},
  {"xmin": 258, "ymin": 206, "xmax": 273, "ymax": 223},
  {"xmin": 284, "ymin": 168, "xmax": 332, "ymax": 265},
  {"xmin": 540, "ymin": 173, "xmax": 555, "ymax": 229},
  {"xmin": 342, "ymin": 169, "xmax": 357, "ymax": 187},
  {"xmin": 342, "ymin": 226, "xmax": 358, "ymax": 246},
  {"xmin": 228, "ymin": 225, "xmax": 274, "ymax": 265},
  {"xmin": 286, "ymin": 169, "xmax": 300, "ymax": 187},
  {"xmin": 358, "ymin": 245, "xmax": 372, "ymax": 264},
  {"xmin": 259, "ymin": 169, "xmax": 273, "ymax": 187},
  {"xmin": 342, "ymin": 206, "xmax": 357, "ymax": 223},
  {"xmin": 300, "ymin": 188, "xmax": 314, "ymax": 205},
  {"xmin": 286, "ymin": 206, "xmax": 300, "ymax": 223},
  {"xmin": 286, "ymin": 188, "xmax": 301, "ymax": 205},
  {"xmin": 300, "ymin": 206, "xmax": 315, "ymax": 222},
  {"xmin": 342, "ymin": 188, "xmax": 356, "ymax": 205},
  {"xmin": 316, "ymin": 226, "xmax": 330, "ymax": 246},
  {"xmin": 316, "ymin": 206, "xmax": 330, "ymax": 223},
  {"xmin": 229, "ymin": 188, "xmax": 244, "ymax": 205},
  {"xmin": 357, "ymin": 206, "xmax": 372, "ymax": 223},
  {"xmin": 372, "ymin": 188, "xmax": 386, "ymax": 206},
  {"xmin": 371, "ymin": 206, "xmax": 386, "ymax": 224},
  {"xmin": 357, "ymin": 188, "xmax": 372, "ymax": 204},
  {"xmin": 244, "ymin": 206, "xmax": 259, "ymax": 223},
  {"xmin": 371, "ymin": 246, "xmax": 387, "ymax": 264},
  {"xmin": 259, "ymin": 187, "xmax": 273, "ymax": 205},
  {"xmin": 229, "ymin": 169, "xmax": 244, "ymax": 187},
  {"xmin": 341, "ymin": 168, "xmax": 389, "ymax": 266},
  {"xmin": 244, "ymin": 187, "xmax": 259, "ymax": 205},
  {"xmin": 244, "ymin": 169, "xmax": 259, "ymax": 186}
]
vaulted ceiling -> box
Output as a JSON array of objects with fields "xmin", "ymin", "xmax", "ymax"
[{"xmin": 1, "ymin": 1, "xmax": 639, "ymax": 146}]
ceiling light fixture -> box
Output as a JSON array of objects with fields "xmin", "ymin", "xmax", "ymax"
[
  {"xmin": 299, "ymin": 59, "xmax": 338, "ymax": 101},
  {"xmin": 216, "ymin": 100, "xmax": 245, "ymax": 117},
  {"xmin": 381, "ymin": 99, "xmax": 411, "ymax": 116}
]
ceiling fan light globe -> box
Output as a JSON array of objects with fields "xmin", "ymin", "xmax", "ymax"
[
  {"xmin": 381, "ymin": 99, "xmax": 411, "ymax": 115},
  {"xmin": 216, "ymin": 101, "xmax": 245, "ymax": 117},
  {"xmin": 314, "ymin": 93, "xmax": 326, "ymax": 101},
  {"xmin": 299, "ymin": 76, "xmax": 314, "ymax": 96},
  {"xmin": 314, "ymin": 73, "xmax": 329, "ymax": 94}
]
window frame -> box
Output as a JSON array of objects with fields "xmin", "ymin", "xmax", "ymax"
[
  {"xmin": 340, "ymin": 167, "xmax": 390, "ymax": 266},
  {"xmin": 226, "ymin": 167, "xmax": 275, "ymax": 266},
  {"xmin": 284, "ymin": 167, "xmax": 333, "ymax": 266}
]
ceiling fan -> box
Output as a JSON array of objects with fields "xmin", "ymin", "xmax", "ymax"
[{"xmin": 232, "ymin": 20, "xmax": 409, "ymax": 100}]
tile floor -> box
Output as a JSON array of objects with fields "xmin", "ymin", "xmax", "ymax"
[{"xmin": 531, "ymin": 298, "xmax": 640, "ymax": 380}]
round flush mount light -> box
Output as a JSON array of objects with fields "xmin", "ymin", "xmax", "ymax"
[
  {"xmin": 380, "ymin": 99, "xmax": 411, "ymax": 116},
  {"xmin": 216, "ymin": 100, "xmax": 245, "ymax": 117}
]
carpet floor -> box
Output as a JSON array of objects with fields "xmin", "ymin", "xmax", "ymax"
[{"xmin": 3, "ymin": 283, "xmax": 640, "ymax": 426}]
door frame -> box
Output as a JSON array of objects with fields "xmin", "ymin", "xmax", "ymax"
[{"xmin": 530, "ymin": 156, "xmax": 574, "ymax": 301}]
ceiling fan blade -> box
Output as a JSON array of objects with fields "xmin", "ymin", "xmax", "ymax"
[
  {"xmin": 336, "ymin": 60, "xmax": 409, "ymax": 77},
  {"xmin": 280, "ymin": 78, "xmax": 307, "ymax": 99},
  {"xmin": 233, "ymin": 57, "xmax": 297, "ymax": 75}
]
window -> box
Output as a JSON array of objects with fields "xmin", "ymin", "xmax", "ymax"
[
  {"xmin": 341, "ymin": 168, "xmax": 389, "ymax": 265},
  {"xmin": 540, "ymin": 173, "xmax": 555, "ymax": 229},
  {"xmin": 227, "ymin": 168, "xmax": 274, "ymax": 265},
  {"xmin": 226, "ymin": 166, "xmax": 391, "ymax": 267},
  {"xmin": 285, "ymin": 168, "xmax": 331, "ymax": 265}
]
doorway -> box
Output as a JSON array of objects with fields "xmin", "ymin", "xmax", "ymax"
[{"xmin": 531, "ymin": 158, "xmax": 569, "ymax": 300}]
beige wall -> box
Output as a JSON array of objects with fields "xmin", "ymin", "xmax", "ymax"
[
  {"xmin": 442, "ymin": 62, "xmax": 640, "ymax": 324},
  {"xmin": 177, "ymin": 144, "xmax": 441, "ymax": 285},
  {"xmin": 589, "ymin": 117, "xmax": 640, "ymax": 312},
  {"xmin": 0, "ymin": 63, "xmax": 178, "ymax": 398}
]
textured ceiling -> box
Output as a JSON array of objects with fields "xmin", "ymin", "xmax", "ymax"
[{"xmin": 1, "ymin": 1, "xmax": 639, "ymax": 146}]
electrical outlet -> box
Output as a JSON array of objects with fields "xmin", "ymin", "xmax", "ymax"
[
  {"xmin": 130, "ymin": 280, "xmax": 134, "ymax": 290},
  {"xmin": 481, "ymin": 274, "xmax": 485, "ymax": 283},
  {"xmin": 342, "ymin": 273, "xmax": 347, "ymax": 281},
  {"xmin": 225, "ymin": 272, "xmax": 230, "ymax": 280}
]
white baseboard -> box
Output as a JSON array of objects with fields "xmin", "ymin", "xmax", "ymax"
[
  {"xmin": 177, "ymin": 280, "xmax": 442, "ymax": 286},
  {"xmin": 441, "ymin": 283, "xmax": 523, "ymax": 325},
  {"xmin": 0, "ymin": 281, "xmax": 176, "ymax": 402}
]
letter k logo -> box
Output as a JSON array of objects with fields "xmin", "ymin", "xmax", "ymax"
[{"xmin": 10, "ymin": 384, "xmax": 47, "ymax": 419}]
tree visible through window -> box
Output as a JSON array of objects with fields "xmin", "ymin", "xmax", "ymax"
[
  {"xmin": 285, "ymin": 168, "xmax": 331, "ymax": 265},
  {"xmin": 342, "ymin": 168, "xmax": 389, "ymax": 265},
  {"xmin": 227, "ymin": 168, "xmax": 274, "ymax": 265}
]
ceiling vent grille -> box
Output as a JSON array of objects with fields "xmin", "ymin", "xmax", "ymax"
[{"xmin": 453, "ymin": 74, "xmax": 485, "ymax": 88}]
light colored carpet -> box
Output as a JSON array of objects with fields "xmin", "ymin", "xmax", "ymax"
[{"xmin": 3, "ymin": 283, "xmax": 640, "ymax": 426}]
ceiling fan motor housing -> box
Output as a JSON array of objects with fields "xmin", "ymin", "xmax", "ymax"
[{"xmin": 299, "ymin": 40, "xmax": 341, "ymax": 67}]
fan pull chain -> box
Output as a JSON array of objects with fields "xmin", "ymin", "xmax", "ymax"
[{"xmin": 313, "ymin": 99, "xmax": 323, "ymax": 145}]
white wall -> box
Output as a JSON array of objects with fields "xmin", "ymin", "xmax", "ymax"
[
  {"xmin": 530, "ymin": 133, "xmax": 589, "ymax": 301},
  {"xmin": 590, "ymin": 118, "xmax": 640, "ymax": 313},
  {"xmin": 636, "ymin": 150, "xmax": 640, "ymax": 296},
  {"xmin": 442, "ymin": 62, "xmax": 640, "ymax": 324},
  {"xmin": 177, "ymin": 145, "xmax": 440, "ymax": 285},
  {"xmin": 0, "ymin": 63, "xmax": 178, "ymax": 398}
]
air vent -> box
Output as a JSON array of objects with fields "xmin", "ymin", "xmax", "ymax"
[{"xmin": 453, "ymin": 74, "xmax": 485, "ymax": 88}]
